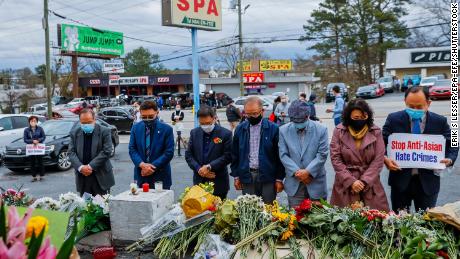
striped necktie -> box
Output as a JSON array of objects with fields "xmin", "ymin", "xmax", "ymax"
[{"xmin": 145, "ymin": 125, "xmax": 151, "ymax": 161}]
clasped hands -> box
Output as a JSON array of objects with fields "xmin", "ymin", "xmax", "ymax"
[
  {"xmin": 198, "ymin": 165, "xmax": 216, "ymax": 179},
  {"xmin": 295, "ymin": 169, "xmax": 313, "ymax": 185},
  {"xmin": 140, "ymin": 162, "xmax": 156, "ymax": 177},
  {"xmin": 80, "ymin": 165, "xmax": 93, "ymax": 176}
]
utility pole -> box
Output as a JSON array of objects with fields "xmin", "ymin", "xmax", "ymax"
[
  {"xmin": 43, "ymin": 0, "xmax": 52, "ymax": 119},
  {"xmin": 237, "ymin": 0, "xmax": 244, "ymax": 96}
]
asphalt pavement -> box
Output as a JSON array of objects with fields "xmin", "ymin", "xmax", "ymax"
[{"xmin": 0, "ymin": 92, "xmax": 458, "ymax": 209}]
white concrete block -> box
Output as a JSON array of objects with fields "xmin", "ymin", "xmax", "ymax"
[{"xmin": 109, "ymin": 190, "xmax": 174, "ymax": 242}]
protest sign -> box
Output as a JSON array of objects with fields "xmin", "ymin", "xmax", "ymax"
[
  {"xmin": 387, "ymin": 133, "xmax": 446, "ymax": 170},
  {"xmin": 26, "ymin": 144, "xmax": 46, "ymax": 156}
]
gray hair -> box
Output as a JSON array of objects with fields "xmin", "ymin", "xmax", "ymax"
[
  {"xmin": 244, "ymin": 96, "xmax": 263, "ymax": 108},
  {"xmin": 79, "ymin": 108, "xmax": 96, "ymax": 119}
]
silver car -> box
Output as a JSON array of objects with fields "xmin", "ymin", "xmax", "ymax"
[{"xmin": 233, "ymin": 96, "xmax": 274, "ymax": 118}]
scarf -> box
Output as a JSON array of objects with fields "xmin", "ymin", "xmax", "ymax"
[{"xmin": 348, "ymin": 125, "xmax": 369, "ymax": 149}]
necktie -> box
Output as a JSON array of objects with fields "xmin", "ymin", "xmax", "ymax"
[
  {"xmin": 412, "ymin": 118, "xmax": 421, "ymax": 134},
  {"xmin": 145, "ymin": 126, "xmax": 151, "ymax": 161}
]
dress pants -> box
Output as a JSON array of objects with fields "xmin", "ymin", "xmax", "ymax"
[
  {"xmin": 79, "ymin": 173, "xmax": 109, "ymax": 197},
  {"xmin": 242, "ymin": 170, "xmax": 276, "ymax": 204},
  {"xmin": 288, "ymin": 184, "xmax": 310, "ymax": 209},
  {"xmin": 30, "ymin": 155, "xmax": 44, "ymax": 177},
  {"xmin": 390, "ymin": 174, "xmax": 438, "ymax": 212}
]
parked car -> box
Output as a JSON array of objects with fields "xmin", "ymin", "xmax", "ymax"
[
  {"xmin": 85, "ymin": 96, "xmax": 101, "ymax": 106},
  {"xmin": 430, "ymin": 74, "xmax": 447, "ymax": 80},
  {"xmin": 355, "ymin": 84, "xmax": 385, "ymax": 98},
  {"xmin": 66, "ymin": 103, "xmax": 95, "ymax": 114},
  {"xmin": 233, "ymin": 96, "xmax": 273, "ymax": 118},
  {"xmin": 52, "ymin": 96, "xmax": 69, "ymax": 105},
  {"xmin": 29, "ymin": 109, "xmax": 78, "ymax": 120},
  {"xmin": 28, "ymin": 104, "xmax": 48, "ymax": 113},
  {"xmin": 429, "ymin": 80, "xmax": 451, "ymax": 100},
  {"xmin": 325, "ymin": 83, "xmax": 349, "ymax": 103},
  {"xmin": 419, "ymin": 77, "xmax": 438, "ymax": 88},
  {"xmin": 0, "ymin": 114, "xmax": 46, "ymax": 160},
  {"xmin": 402, "ymin": 74, "xmax": 421, "ymax": 90},
  {"xmin": 377, "ymin": 76, "xmax": 394, "ymax": 93},
  {"xmin": 67, "ymin": 98, "xmax": 85, "ymax": 106},
  {"xmin": 98, "ymin": 107, "xmax": 134, "ymax": 132},
  {"xmin": 3, "ymin": 118, "xmax": 119, "ymax": 172}
]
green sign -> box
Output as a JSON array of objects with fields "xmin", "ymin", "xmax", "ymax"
[
  {"xmin": 60, "ymin": 24, "xmax": 124, "ymax": 56},
  {"xmin": 181, "ymin": 17, "xmax": 216, "ymax": 28}
]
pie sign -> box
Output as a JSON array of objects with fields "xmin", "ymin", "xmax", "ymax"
[{"xmin": 243, "ymin": 73, "xmax": 264, "ymax": 84}]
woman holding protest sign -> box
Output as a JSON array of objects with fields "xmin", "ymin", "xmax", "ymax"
[
  {"xmin": 329, "ymin": 98, "xmax": 389, "ymax": 211},
  {"xmin": 23, "ymin": 116, "xmax": 46, "ymax": 182}
]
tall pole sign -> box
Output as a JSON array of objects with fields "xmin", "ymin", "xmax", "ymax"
[{"xmin": 162, "ymin": 0, "xmax": 222, "ymax": 126}]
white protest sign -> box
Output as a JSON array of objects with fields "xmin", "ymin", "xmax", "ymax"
[
  {"xmin": 26, "ymin": 144, "xmax": 46, "ymax": 156},
  {"xmin": 387, "ymin": 133, "xmax": 446, "ymax": 170}
]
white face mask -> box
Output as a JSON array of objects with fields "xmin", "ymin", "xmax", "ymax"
[{"xmin": 200, "ymin": 124, "xmax": 215, "ymax": 134}]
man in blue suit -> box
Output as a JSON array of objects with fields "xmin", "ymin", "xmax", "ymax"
[
  {"xmin": 185, "ymin": 106, "xmax": 232, "ymax": 200},
  {"xmin": 383, "ymin": 87, "xmax": 458, "ymax": 211},
  {"xmin": 231, "ymin": 96, "xmax": 285, "ymax": 204},
  {"xmin": 278, "ymin": 100, "xmax": 329, "ymax": 208},
  {"xmin": 129, "ymin": 100, "xmax": 174, "ymax": 189}
]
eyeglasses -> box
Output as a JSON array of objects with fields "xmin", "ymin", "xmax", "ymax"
[
  {"xmin": 141, "ymin": 115, "xmax": 156, "ymax": 120},
  {"xmin": 246, "ymin": 111, "xmax": 262, "ymax": 117}
]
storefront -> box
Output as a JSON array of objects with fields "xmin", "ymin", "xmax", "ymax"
[
  {"xmin": 385, "ymin": 46, "xmax": 451, "ymax": 79},
  {"xmin": 200, "ymin": 74, "xmax": 321, "ymax": 101},
  {"xmin": 79, "ymin": 74, "xmax": 193, "ymax": 97}
]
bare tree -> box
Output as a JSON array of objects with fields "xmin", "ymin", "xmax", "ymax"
[
  {"xmin": 421, "ymin": 0, "xmax": 450, "ymax": 45},
  {"xmin": 187, "ymin": 56, "xmax": 211, "ymax": 72},
  {"xmin": 214, "ymin": 41, "xmax": 269, "ymax": 74}
]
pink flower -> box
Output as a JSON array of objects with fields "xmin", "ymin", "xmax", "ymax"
[
  {"xmin": 6, "ymin": 207, "xmax": 33, "ymax": 245},
  {"xmin": 0, "ymin": 239, "xmax": 27, "ymax": 259},
  {"xmin": 37, "ymin": 237, "xmax": 57, "ymax": 259},
  {"xmin": 6, "ymin": 189, "xmax": 17, "ymax": 196}
]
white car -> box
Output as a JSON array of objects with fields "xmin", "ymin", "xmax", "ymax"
[
  {"xmin": 419, "ymin": 77, "xmax": 438, "ymax": 88},
  {"xmin": 67, "ymin": 98, "xmax": 85, "ymax": 106},
  {"xmin": 233, "ymin": 96, "xmax": 274, "ymax": 118},
  {"xmin": 0, "ymin": 114, "xmax": 45, "ymax": 159},
  {"xmin": 377, "ymin": 76, "xmax": 394, "ymax": 93}
]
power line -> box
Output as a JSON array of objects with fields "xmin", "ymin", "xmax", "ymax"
[
  {"xmin": 154, "ymin": 22, "xmax": 450, "ymax": 64},
  {"xmin": 49, "ymin": 10, "xmax": 190, "ymax": 47}
]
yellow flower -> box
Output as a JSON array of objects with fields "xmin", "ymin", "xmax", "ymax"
[
  {"xmin": 281, "ymin": 230, "xmax": 293, "ymax": 240},
  {"xmin": 26, "ymin": 216, "xmax": 49, "ymax": 239}
]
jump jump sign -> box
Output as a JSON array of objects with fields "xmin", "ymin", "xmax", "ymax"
[
  {"xmin": 26, "ymin": 144, "xmax": 46, "ymax": 156},
  {"xmin": 388, "ymin": 133, "xmax": 446, "ymax": 170}
]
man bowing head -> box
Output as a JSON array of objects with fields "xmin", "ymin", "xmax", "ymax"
[{"xmin": 129, "ymin": 101, "xmax": 174, "ymax": 190}]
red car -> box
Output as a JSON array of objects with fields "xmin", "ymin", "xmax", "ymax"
[
  {"xmin": 429, "ymin": 79, "xmax": 451, "ymax": 100},
  {"xmin": 65, "ymin": 103, "xmax": 95, "ymax": 114}
]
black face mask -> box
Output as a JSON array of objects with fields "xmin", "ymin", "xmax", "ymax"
[
  {"xmin": 247, "ymin": 114, "xmax": 263, "ymax": 125},
  {"xmin": 349, "ymin": 119, "xmax": 367, "ymax": 131},
  {"xmin": 143, "ymin": 118, "xmax": 156, "ymax": 128}
]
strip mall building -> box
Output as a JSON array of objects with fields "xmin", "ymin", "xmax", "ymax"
[{"xmin": 385, "ymin": 46, "xmax": 451, "ymax": 79}]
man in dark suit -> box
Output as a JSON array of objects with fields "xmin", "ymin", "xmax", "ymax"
[
  {"xmin": 69, "ymin": 108, "xmax": 115, "ymax": 196},
  {"xmin": 185, "ymin": 106, "xmax": 232, "ymax": 199},
  {"xmin": 129, "ymin": 100, "xmax": 174, "ymax": 189},
  {"xmin": 383, "ymin": 87, "xmax": 458, "ymax": 211}
]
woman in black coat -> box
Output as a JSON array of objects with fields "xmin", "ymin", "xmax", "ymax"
[{"xmin": 23, "ymin": 116, "xmax": 46, "ymax": 181}]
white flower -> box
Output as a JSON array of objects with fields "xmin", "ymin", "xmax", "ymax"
[
  {"xmin": 92, "ymin": 195, "xmax": 109, "ymax": 214},
  {"xmin": 58, "ymin": 192, "xmax": 85, "ymax": 212},
  {"xmin": 31, "ymin": 197, "xmax": 61, "ymax": 211}
]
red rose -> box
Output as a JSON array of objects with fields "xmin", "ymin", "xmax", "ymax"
[
  {"xmin": 208, "ymin": 204, "xmax": 217, "ymax": 212},
  {"xmin": 436, "ymin": 250, "xmax": 449, "ymax": 259}
]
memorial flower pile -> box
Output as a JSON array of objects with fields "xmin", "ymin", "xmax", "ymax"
[
  {"xmin": 29, "ymin": 192, "xmax": 111, "ymax": 241},
  {"xmin": 127, "ymin": 184, "xmax": 460, "ymax": 259}
]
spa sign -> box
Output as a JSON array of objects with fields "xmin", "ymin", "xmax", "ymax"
[
  {"xmin": 59, "ymin": 24, "xmax": 124, "ymax": 56},
  {"xmin": 162, "ymin": 0, "xmax": 222, "ymax": 31}
]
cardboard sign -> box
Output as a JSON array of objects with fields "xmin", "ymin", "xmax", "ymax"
[
  {"xmin": 387, "ymin": 133, "xmax": 446, "ymax": 170},
  {"xmin": 26, "ymin": 144, "xmax": 46, "ymax": 156}
]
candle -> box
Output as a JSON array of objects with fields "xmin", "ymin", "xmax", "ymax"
[{"xmin": 142, "ymin": 183, "xmax": 149, "ymax": 192}]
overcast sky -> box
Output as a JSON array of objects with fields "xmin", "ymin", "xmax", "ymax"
[{"xmin": 0, "ymin": 0, "xmax": 430, "ymax": 71}]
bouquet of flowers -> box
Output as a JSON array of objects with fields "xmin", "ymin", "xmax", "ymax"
[
  {"xmin": 0, "ymin": 186, "xmax": 33, "ymax": 207},
  {"xmin": 76, "ymin": 194, "xmax": 111, "ymax": 241},
  {"xmin": 0, "ymin": 204, "xmax": 76, "ymax": 259}
]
